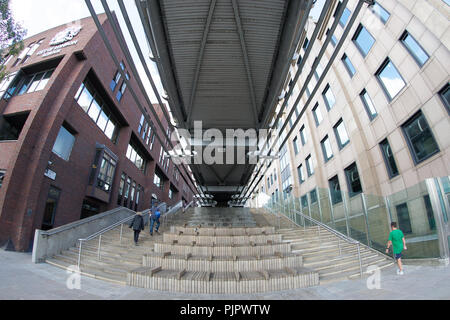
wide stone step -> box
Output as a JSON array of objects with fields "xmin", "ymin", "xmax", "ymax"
[
  {"xmin": 143, "ymin": 252, "xmax": 303, "ymax": 272},
  {"xmin": 318, "ymin": 256, "xmax": 391, "ymax": 278},
  {"xmin": 320, "ymin": 260, "xmax": 395, "ymax": 284},
  {"xmin": 163, "ymin": 233, "xmax": 282, "ymax": 246},
  {"xmin": 127, "ymin": 266, "xmax": 319, "ymax": 294},
  {"xmin": 53, "ymin": 251, "xmax": 139, "ymax": 274},
  {"xmin": 154, "ymin": 242, "xmax": 292, "ymax": 256},
  {"xmin": 67, "ymin": 247, "xmax": 144, "ymax": 264},
  {"xmin": 303, "ymin": 251, "xmax": 379, "ymax": 269},
  {"xmin": 45, "ymin": 256, "xmax": 128, "ymax": 284},
  {"xmin": 170, "ymin": 226, "xmax": 276, "ymax": 236}
]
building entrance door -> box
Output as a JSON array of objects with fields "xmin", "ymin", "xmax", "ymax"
[{"xmin": 41, "ymin": 186, "xmax": 61, "ymax": 231}]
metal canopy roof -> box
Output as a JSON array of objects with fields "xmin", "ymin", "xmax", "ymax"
[{"xmin": 139, "ymin": 0, "xmax": 308, "ymax": 201}]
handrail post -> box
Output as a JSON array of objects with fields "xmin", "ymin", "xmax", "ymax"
[
  {"xmin": 98, "ymin": 235, "xmax": 102, "ymax": 261},
  {"xmin": 338, "ymin": 238, "xmax": 341, "ymax": 256},
  {"xmin": 77, "ymin": 240, "xmax": 82, "ymax": 269},
  {"xmin": 318, "ymin": 225, "xmax": 321, "ymax": 246},
  {"xmin": 357, "ymin": 243, "xmax": 363, "ymax": 278},
  {"xmin": 120, "ymin": 223, "xmax": 124, "ymax": 244}
]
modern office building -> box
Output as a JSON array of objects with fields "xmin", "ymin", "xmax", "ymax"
[
  {"xmin": 0, "ymin": 14, "xmax": 195, "ymax": 251},
  {"xmin": 251, "ymin": 0, "xmax": 449, "ymax": 259}
]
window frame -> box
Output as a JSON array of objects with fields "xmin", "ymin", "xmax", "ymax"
[
  {"xmin": 312, "ymin": 103, "xmax": 323, "ymax": 127},
  {"xmin": 401, "ymin": 111, "xmax": 440, "ymax": 165},
  {"xmin": 400, "ymin": 30, "xmax": 429, "ymax": 68},
  {"xmin": 342, "ymin": 54, "xmax": 356, "ymax": 78},
  {"xmin": 360, "ymin": 89, "xmax": 378, "ymax": 121},
  {"xmin": 322, "ymin": 84, "xmax": 336, "ymax": 111},
  {"xmin": 438, "ymin": 83, "xmax": 450, "ymax": 115},
  {"xmin": 352, "ymin": 24, "xmax": 375, "ymax": 58},
  {"xmin": 379, "ymin": 138, "xmax": 400, "ymax": 179},
  {"xmin": 344, "ymin": 162, "xmax": 363, "ymax": 197},
  {"xmin": 333, "ymin": 119, "xmax": 350, "ymax": 150},
  {"xmin": 321, "ymin": 135, "xmax": 334, "ymax": 163},
  {"xmin": 370, "ymin": 2, "xmax": 390, "ymax": 24},
  {"xmin": 375, "ymin": 58, "xmax": 406, "ymax": 101}
]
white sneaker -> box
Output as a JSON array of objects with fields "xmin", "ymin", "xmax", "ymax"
[
  {"xmin": 398, "ymin": 270, "xmax": 404, "ymax": 275},
  {"xmin": 396, "ymin": 269, "xmax": 400, "ymax": 275}
]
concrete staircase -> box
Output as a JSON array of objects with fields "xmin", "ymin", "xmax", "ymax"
[{"xmin": 44, "ymin": 207, "xmax": 394, "ymax": 293}]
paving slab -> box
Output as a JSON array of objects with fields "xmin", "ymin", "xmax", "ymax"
[{"xmin": 0, "ymin": 250, "xmax": 449, "ymax": 300}]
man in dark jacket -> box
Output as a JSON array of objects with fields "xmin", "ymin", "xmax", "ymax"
[
  {"xmin": 129, "ymin": 212, "xmax": 145, "ymax": 246},
  {"xmin": 149, "ymin": 208, "xmax": 161, "ymax": 236}
]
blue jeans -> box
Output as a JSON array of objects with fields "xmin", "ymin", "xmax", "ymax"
[{"xmin": 150, "ymin": 218, "xmax": 160, "ymax": 234}]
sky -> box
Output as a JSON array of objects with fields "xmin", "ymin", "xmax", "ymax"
[{"xmin": 10, "ymin": 0, "xmax": 165, "ymax": 105}]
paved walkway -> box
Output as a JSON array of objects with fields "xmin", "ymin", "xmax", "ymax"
[{"xmin": 0, "ymin": 250, "xmax": 449, "ymax": 300}]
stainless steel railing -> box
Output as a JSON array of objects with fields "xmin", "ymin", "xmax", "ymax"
[
  {"xmin": 77, "ymin": 209, "xmax": 150, "ymax": 269},
  {"xmin": 265, "ymin": 202, "xmax": 364, "ymax": 277}
]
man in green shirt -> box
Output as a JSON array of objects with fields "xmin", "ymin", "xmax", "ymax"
[{"xmin": 386, "ymin": 222, "xmax": 407, "ymax": 275}]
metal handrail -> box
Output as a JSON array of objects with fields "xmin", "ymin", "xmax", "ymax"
[
  {"xmin": 77, "ymin": 209, "xmax": 150, "ymax": 268},
  {"xmin": 183, "ymin": 200, "xmax": 195, "ymax": 212},
  {"xmin": 265, "ymin": 202, "xmax": 364, "ymax": 277}
]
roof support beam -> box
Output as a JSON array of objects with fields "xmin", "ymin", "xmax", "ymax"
[
  {"xmin": 231, "ymin": 0, "xmax": 259, "ymax": 128},
  {"xmin": 187, "ymin": 0, "xmax": 217, "ymax": 127},
  {"xmin": 258, "ymin": 0, "xmax": 311, "ymax": 129},
  {"xmin": 143, "ymin": 0, "xmax": 188, "ymax": 126}
]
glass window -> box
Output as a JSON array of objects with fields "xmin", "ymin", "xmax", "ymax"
[
  {"xmin": 342, "ymin": 54, "xmax": 356, "ymax": 78},
  {"xmin": 17, "ymin": 69, "xmax": 54, "ymax": 95},
  {"xmin": 376, "ymin": 58, "xmax": 406, "ymax": 100},
  {"xmin": 301, "ymin": 195, "xmax": 308, "ymax": 208},
  {"xmin": 400, "ymin": 31, "xmax": 429, "ymax": 67},
  {"xmin": 439, "ymin": 83, "xmax": 450, "ymax": 114},
  {"xmin": 110, "ymin": 70, "xmax": 121, "ymax": 91},
  {"xmin": 423, "ymin": 195, "xmax": 436, "ymax": 231},
  {"xmin": 97, "ymin": 153, "xmax": 116, "ymax": 192},
  {"xmin": 310, "ymin": 189, "xmax": 318, "ymax": 204},
  {"xmin": 297, "ymin": 164, "xmax": 305, "ymax": 184},
  {"xmin": 329, "ymin": 175, "xmax": 343, "ymax": 205},
  {"xmin": 0, "ymin": 170, "xmax": 5, "ymax": 189},
  {"xmin": 345, "ymin": 162, "xmax": 362, "ymax": 197},
  {"xmin": 353, "ymin": 24, "xmax": 375, "ymax": 57},
  {"xmin": 116, "ymin": 81, "xmax": 127, "ymax": 102},
  {"xmin": 75, "ymin": 80, "xmax": 119, "ymax": 142},
  {"xmin": 380, "ymin": 138, "xmax": 399, "ymax": 178},
  {"xmin": 77, "ymin": 82, "xmax": 95, "ymax": 112},
  {"xmin": 87, "ymin": 97, "xmax": 102, "ymax": 123},
  {"xmin": 126, "ymin": 143, "xmax": 146, "ymax": 171},
  {"xmin": 300, "ymin": 125, "xmax": 308, "ymax": 145},
  {"xmin": 117, "ymin": 174, "xmax": 126, "ymax": 206},
  {"xmin": 52, "ymin": 125, "xmax": 76, "ymax": 161},
  {"xmin": 312, "ymin": 103, "xmax": 323, "ymax": 127},
  {"xmin": 334, "ymin": 119, "xmax": 350, "ymax": 149},
  {"xmin": 154, "ymin": 173, "xmax": 162, "ymax": 189},
  {"xmin": 360, "ymin": 89, "xmax": 378, "ymax": 120},
  {"xmin": 0, "ymin": 72, "xmax": 19, "ymax": 99},
  {"xmin": 402, "ymin": 111, "xmax": 440, "ymax": 164},
  {"xmin": 339, "ymin": 7, "xmax": 351, "ymax": 27},
  {"xmin": 322, "ymin": 84, "xmax": 336, "ymax": 111},
  {"xmin": 371, "ymin": 2, "xmax": 390, "ymax": 24},
  {"xmin": 396, "ymin": 203, "xmax": 412, "ymax": 234},
  {"xmin": 293, "ymin": 137, "xmax": 299, "ymax": 155},
  {"xmin": 306, "ymin": 155, "xmax": 314, "ymax": 177},
  {"xmin": 321, "ymin": 135, "xmax": 334, "ymax": 162}
]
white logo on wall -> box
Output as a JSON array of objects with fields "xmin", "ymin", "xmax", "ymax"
[
  {"xmin": 50, "ymin": 25, "xmax": 83, "ymax": 46},
  {"xmin": 36, "ymin": 23, "xmax": 83, "ymax": 58}
]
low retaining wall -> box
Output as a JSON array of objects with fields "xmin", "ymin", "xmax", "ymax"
[{"xmin": 32, "ymin": 207, "xmax": 135, "ymax": 263}]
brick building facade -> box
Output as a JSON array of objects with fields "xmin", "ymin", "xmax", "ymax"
[{"xmin": 0, "ymin": 14, "xmax": 195, "ymax": 252}]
